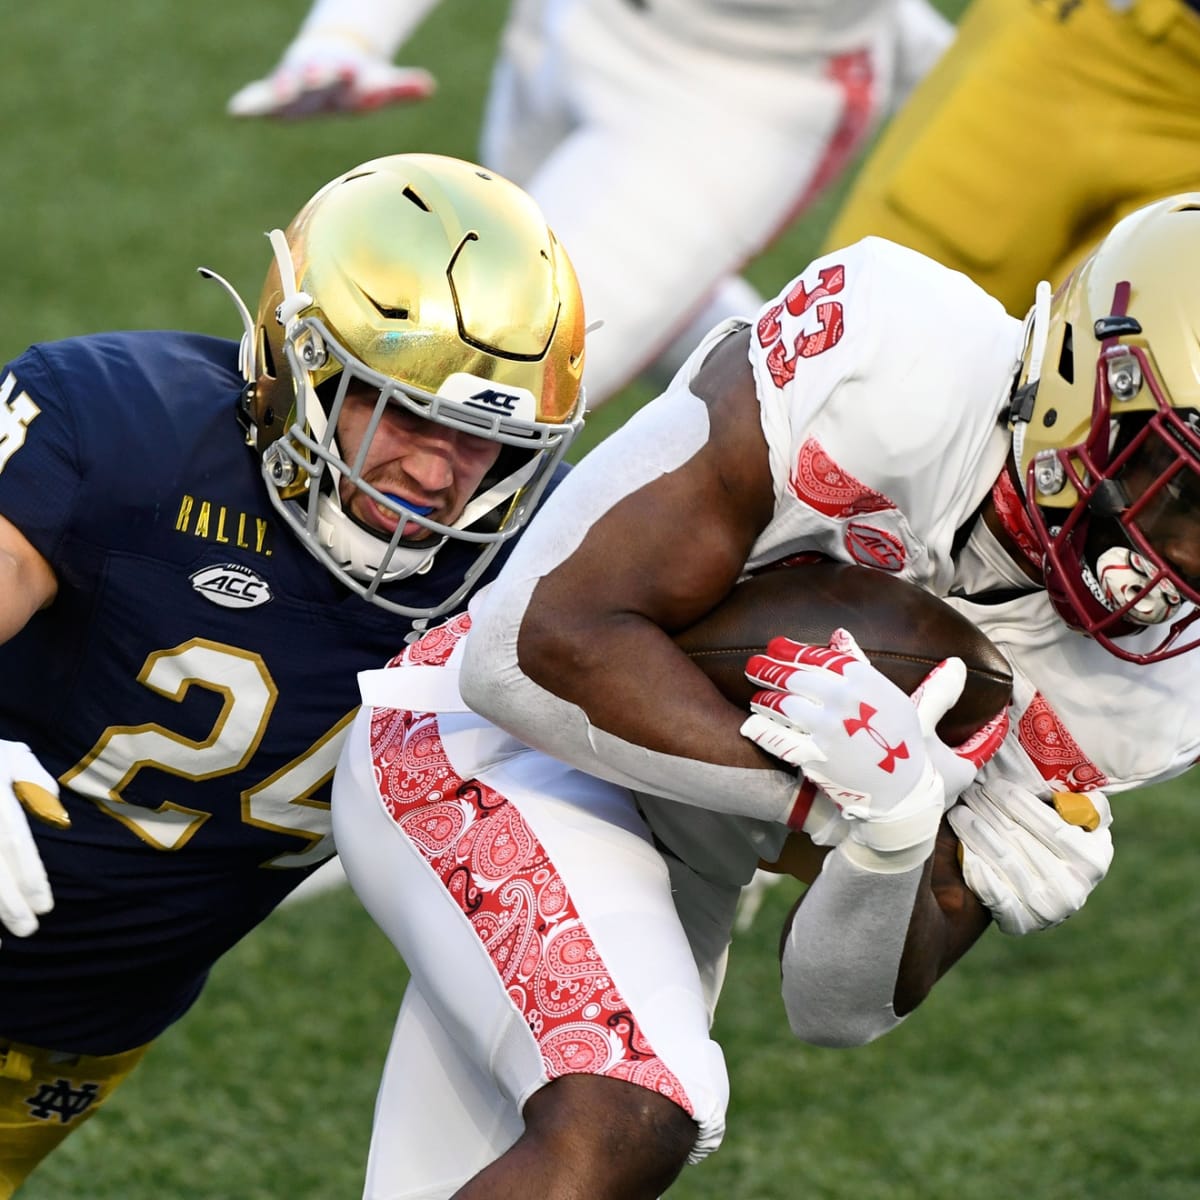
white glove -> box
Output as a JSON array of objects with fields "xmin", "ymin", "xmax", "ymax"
[
  {"xmin": 784, "ymin": 655, "xmax": 1009, "ymax": 851},
  {"xmin": 0, "ymin": 740, "xmax": 67, "ymax": 943},
  {"xmin": 227, "ymin": 34, "xmax": 435, "ymax": 118},
  {"xmin": 946, "ymin": 779, "xmax": 1113, "ymax": 936},
  {"xmin": 910, "ymin": 656, "xmax": 1011, "ymax": 808},
  {"xmin": 741, "ymin": 629, "xmax": 958, "ymax": 870}
]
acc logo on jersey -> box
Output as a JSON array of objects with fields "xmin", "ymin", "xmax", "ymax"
[
  {"xmin": 190, "ymin": 562, "xmax": 273, "ymax": 609},
  {"xmin": 844, "ymin": 523, "xmax": 905, "ymax": 572}
]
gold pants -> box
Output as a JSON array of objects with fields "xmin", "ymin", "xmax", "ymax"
[
  {"xmin": 0, "ymin": 1038, "xmax": 151, "ymax": 1197},
  {"xmin": 827, "ymin": 0, "xmax": 1200, "ymax": 314}
]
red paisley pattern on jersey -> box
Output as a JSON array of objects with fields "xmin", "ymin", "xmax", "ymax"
[
  {"xmin": 398, "ymin": 610, "xmax": 473, "ymax": 667},
  {"xmin": 1017, "ymin": 692, "xmax": 1108, "ymax": 791},
  {"xmin": 368, "ymin": 694, "xmax": 695, "ymax": 1116},
  {"xmin": 788, "ymin": 436, "xmax": 896, "ymax": 519}
]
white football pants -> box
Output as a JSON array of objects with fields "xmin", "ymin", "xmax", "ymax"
[{"xmin": 333, "ymin": 699, "xmax": 729, "ymax": 1200}]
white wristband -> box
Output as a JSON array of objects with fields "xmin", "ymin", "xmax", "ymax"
[
  {"xmin": 839, "ymin": 832, "xmax": 935, "ymax": 875},
  {"xmin": 837, "ymin": 761, "xmax": 944, "ymax": 871}
]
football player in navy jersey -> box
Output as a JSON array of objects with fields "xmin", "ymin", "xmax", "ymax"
[{"xmin": 0, "ymin": 151, "xmax": 585, "ymax": 1194}]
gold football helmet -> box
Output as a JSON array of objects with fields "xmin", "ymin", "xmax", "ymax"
[
  {"xmin": 206, "ymin": 153, "xmax": 585, "ymax": 618},
  {"xmin": 1006, "ymin": 194, "xmax": 1200, "ymax": 663}
]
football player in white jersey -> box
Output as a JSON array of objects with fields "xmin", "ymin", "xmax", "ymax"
[
  {"xmin": 228, "ymin": 0, "xmax": 953, "ymax": 409},
  {"xmin": 333, "ymin": 196, "xmax": 1200, "ymax": 1195}
]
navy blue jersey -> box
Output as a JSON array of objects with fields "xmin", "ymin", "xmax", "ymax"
[{"xmin": 0, "ymin": 331, "xmax": 562, "ymax": 1054}]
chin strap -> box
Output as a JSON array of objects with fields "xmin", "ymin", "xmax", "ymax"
[
  {"xmin": 314, "ymin": 491, "xmax": 443, "ymax": 581},
  {"xmin": 456, "ymin": 455, "xmax": 541, "ymax": 529}
]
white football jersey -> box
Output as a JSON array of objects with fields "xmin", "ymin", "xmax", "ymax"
[{"xmin": 640, "ymin": 236, "xmax": 1200, "ymax": 886}]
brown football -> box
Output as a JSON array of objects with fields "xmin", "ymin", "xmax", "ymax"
[{"xmin": 673, "ymin": 561, "xmax": 1012, "ymax": 746}]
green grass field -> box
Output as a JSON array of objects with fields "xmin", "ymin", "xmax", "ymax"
[{"xmin": 7, "ymin": 0, "xmax": 1200, "ymax": 1196}]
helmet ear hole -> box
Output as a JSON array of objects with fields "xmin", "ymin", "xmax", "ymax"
[{"xmin": 1056, "ymin": 322, "xmax": 1074, "ymax": 385}]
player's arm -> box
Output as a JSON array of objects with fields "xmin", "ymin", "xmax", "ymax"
[
  {"xmin": 774, "ymin": 779, "xmax": 1112, "ymax": 1045},
  {"xmin": 0, "ymin": 511, "xmax": 56, "ymax": 643},
  {"xmin": 777, "ymin": 821, "xmax": 989, "ymax": 1047},
  {"xmin": 228, "ymin": 0, "xmax": 438, "ymax": 118},
  {"xmin": 735, "ymin": 632, "xmax": 1009, "ymax": 1044},
  {"xmin": 897, "ymin": 822, "xmax": 991, "ymax": 1010},
  {"xmin": 461, "ymin": 326, "xmax": 805, "ymax": 823},
  {"xmin": 0, "ymin": 510, "xmax": 66, "ymax": 943}
]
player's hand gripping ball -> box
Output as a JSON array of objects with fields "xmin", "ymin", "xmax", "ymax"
[
  {"xmin": 674, "ymin": 562, "xmax": 1013, "ymax": 869},
  {"xmin": 948, "ymin": 781, "xmax": 1113, "ymax": 935},
  {"xmin": 742, "ymin": 629, "xmax": 953, "ymax": 865},
  {"xmin": 674, "ymin": 562, "xmax": 1012, "ymax": 745}
]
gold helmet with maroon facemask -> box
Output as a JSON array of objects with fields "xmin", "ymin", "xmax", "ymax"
[
  {"xmin": 1005, "ymin": 194, "xmax": 1200, "ymax": 664},
  {"xmin": 205, "ymin": 153, "xmax": 586, "ymax": 619}
]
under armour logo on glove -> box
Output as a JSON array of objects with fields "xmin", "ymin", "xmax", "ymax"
[
  {"xmin": 740, "ymin": 628, "xmax": 958, "ymax": 868},
  {"xmin": 741, "ymin": 629, "xmax": 934, "ymax": 803},
  {"xmin": 842, "ymin": 703, "xmax": 910, "ymax": 773}
]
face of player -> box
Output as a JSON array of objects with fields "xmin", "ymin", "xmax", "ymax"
[
  {"xmin": 1115, "ymin": 431, "xmax": 1200, "ymax": 589},
  {"xmin": 334, "ymin": 386, "xmax": 501, "ymax": 542}
]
